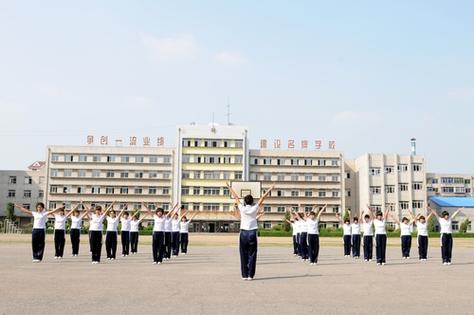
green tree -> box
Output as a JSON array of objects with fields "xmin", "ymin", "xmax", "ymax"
[
  {"xmin": 6, "ymin": 203, "xmax": 16, "ymax": 222},
  {"xmin": 427, "ymin": 215, "xmax": 437, "ymax": 232},
  {"xmin": 343, "ymin": 210, "xmax": 350, "ymax": 222},
  {"xmin": 282, "ymin": 211, "xmax": 291, "ymax": 232},
  {"xmin": 460, "ymin": 218, "xmax": 471, "ymax": 233}
]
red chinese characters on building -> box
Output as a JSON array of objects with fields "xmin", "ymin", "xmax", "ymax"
[
  {"xmin": 143, "ymin": 137, "xmax": 151, "ymax": 146},
  {"xmin": 328, "ymin": 140, "xmax": 336, "ymax": 150},
  {"xmin": 288, "ymin": 139, "xmax": 295, "ymax": 149},
  {"xmin": 100, "ymin": 136, "xmax": 108, "ymax": 145},
  {"xmin": 273, "ymin": 139, "xmax": 281, "ymax": 149},
  {"xmin": 260, "ymin": 139, "xmax": 268, "ymax": 149},
  {"xmin": 301, "ymin": 140, "xmax": 308, "ymax": 149},
  {"xmin": 87, "ymin": 135, "xmax": 94, "ymax": 145},
  {"xmin": 315, "ymin": 140, "xmax": 322, "ymax": 150},
  {"xmin": 129, "ymin": 136, "xmax": 137, "ymax": 146},
  {"xmin": 157, "ymin": 137, "xmax": 165, "ymax": 147}
]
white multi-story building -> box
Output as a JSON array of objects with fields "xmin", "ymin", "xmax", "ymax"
[
  {"xmin": 426, "ymin": 173, "xmax": 474, "ymax": 197},
  {"xmin": 45, "ymin": 146, "xmax": 175, "ymax": 213},
  {"xmin": 249, "ymin": 150, "xmax": 345, "ymax": 229},
  {"xmin": 351, "ymin": 154, "xmax": 427, "ymax": 223},
  {"xmin": 175, "ymin": 124, "xmax": 248, "ymax": 232},
  {"xmin": 0, "ymin": 162, "xmax": 46, "ymax": 225}
]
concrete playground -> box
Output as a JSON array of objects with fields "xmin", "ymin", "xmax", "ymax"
[{"xmin": 1, "ymin": 234, "xmax": 473, "ymax": 315}]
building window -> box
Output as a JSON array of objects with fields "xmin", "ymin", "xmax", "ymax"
[
  {"xmin": 92, "ymin": 186, "xmax": 100, "ymax": 194},
  {"xmin": 120, "ymin": 187, "xmax": 129, "ymax": 194},
  {"xmin": 398, "ymin": 164, "xmax": 408, "ymax": 172},
  {"xmin": 135, "ymin": 156, "xmax": 144, "ymax": 163},
  {"xmin": 182, "ymin": 172, "xmax": 190, "ymax": 179},
  {"xmin": 412, "ymin": 182, "xmax": 423, "ymax": 190},
  {"xmin": 331, "ymin": 176, "xmax": 339, "ymax": 182},
  {"xmin": 92, "ymin": 170, "xmax": 101, "ymax": 177},
  {"xmin": 64, "ymin": 154, "xmax": 74, "ymax": 162},
  {"xmin": 399, "ymin": 201, "xmax": 409, "ymax": 210},
  {"xmin": 291, "ymin": 190, "xmax": 299, "ymax": 197},
  {"xmin": 412, "ymin": 200, "xmax": 424, "ymax": 209},
  {"xmin": 346, "ymin": 172, "xmax": 351, "ymax": 179},
  {"xmin": 24, "ymin": 176, "xmax": 32, "ymax": 185},
  {"xmin": 79, "ymin": 155, "xmax": 87, "ymax": 162},
  {"xmin": 305, "ymin": 174, "xmax": 313, "ymax": 181},
  {"xmin": 51, "ymin": 154, "xmax": 59, "ymax": 162},
  {"xmin": 93, "ymin": 155, "xmax": 101, "ymax": 162},
  {"xmin": 106, "ymin": 171, "xmax": 115, "ymax": 178},
  {"xmin": 106, "ymin": 187, "xmax": 114, "ymax": 194},
  {"xmin": 277, "ymin": 190, "xmax": 283, "ymax": 197},
  {"xmin": 135, "ymin": 172, "xmax": 143, "ymax": 179},
  {"xmin": 263, "ymin": 174, "xmax": 271, "ymax": 181},
  {"xmin": 346, "ymin": 190, "xmax": 351, "ymax": 197},
  {"xmin": 332, "ymin": 191, "xmax": 339, "ymax": 197},
  {"xmin": 162, "ymin": 188, "xmax": 170, "ymax": 195},
  {"xmin": 277, "ymin": 206, "xmax": 286, "ymax": 213},
  {"xmin": 291, "ymin": 174, "xmax": 299, "ymax": 181},
  {"xmin": 106, "ymin": 155, "xmax": 115, "ymax": 163},
  {"xmin": 148, "ymin": 187, "xmax": 157, "ymax": 195},
  {"xmin": 182, "ymin": 187, "xmax": 190, "ymax": 195},
  {"xmin": 412, "ymin": 164, "xmax": 423, "ymax": 172},
  {"xmin": 385, "ymin": 166, "xmax": 394, "ymax": 174},
  {"xmin": 264, "ymin": 206, "xmax": 271, "ymax": 213},
  {"xmin": 263, "ymin": 222, "xmax": 272, "ymax": 230},
  {"xmin": 370, "ymin": 186, "xmax": 381, "ymax": 195},
  {"xmin": 134, "ymin": 187, "xmax": 143, "ymax": 194},
  {"xmin": 50, "ymin": 186, "xmax": 58, "ymax": 193},
  {"xmin": 7, "ymin": 190, "xmax": 16, "ymax": 198},
  {"xmin": 370, "ymin": 168, "xmax": 381, "ymax": 176},
  {"xmin": 203, "ymin": 203, "xmax": 220, "ymax": 211},
  {"xmin": 305, "ymin": 190, "xmax": 312, "ymax": 197},
  {"xmin": 8, "ymin": 176, "xmax": 17, "ymax": 184},
  {"xmin": 149, "ymin": 172, "xmax": 157, "ymax": 179},
  {"xmin": 318, "ymin": 175, "xmax": 326, "ymax": 182},
  {"xmin": 120, "ymin": 172, "xmax": 129, "ymax": 178},
  {"xmin": 399, "ymin": 183, "xmax": 409, "ymax": 192},
  {"xmin": 385, "ymin": 185, "xmax": 395, "ymax": 194},
  {"xmin": 24, "ymin": 190, "xmax": 32, "ymax": 198},
  {"xmin": 385, "ymin": 203, "xmax": 395, "ymax": 211},
  {"xmin": 235, "ymin": 172, "xmax": 243, "ymax": 180},
  {"xmin": 149, "ymin": 156, "xmax": 158, "ymax": 163},
  {"xmin": 318, "ymin": 191, "xmax": 326, "ymax": 197},
  {"xmin": 317, "ymin": 159, "xmax": 326, "ymax": 166},
  {"xmin": 331, "ymin": 160, "xmax": 339, "ymax": 166},
  {"xmin": 78, "ymin": 170, "xmax": 86, "ymax": 177},
  {"xmin": 203, "ymin": 187, "xmax": 221, "ymax": 195},
  {"xmin": 77, "ymin": 186, "xmax": 85, "ymax": 194},
  {"xmin": 120, "ymin": 156, "xmax": 130, "ymax": 163},
  {"xmin": 64, "ymin": 169, "xmax": 72, "ymax": 177},
  {"xmin": 38, "ymin": 190, "xmax": 44, "ymax": 198},
  {"xmin": 193, "ymin": 187, "xmax": 201, "ymax": 195}
]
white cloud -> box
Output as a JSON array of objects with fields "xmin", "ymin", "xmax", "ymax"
[
  {"xmin": 332, "ymin": 111, "xmax": 382, "ymax": 124},
  {"xmin": 139, "ymin": 33, "xmax": 199, "ymax": 61},
  {"xmin": 215, "ymin": 51, "xmax": 246, "ymax": 65},
  {"xmin": 448, "ymin": 86, "xmax": 474, "ymax": 102}
]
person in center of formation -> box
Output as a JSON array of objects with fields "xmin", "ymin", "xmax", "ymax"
[
  {"xmin": 171, "ymin": 207, "xmax": 186, "ymax": 257},
  {"xmin": 180, "ymin": 211, "xmax": 198, "ymax": 255},
  {"xmin": 105, "ymin": 207, "xmax": 126, "ymax": 261},
  {"xmin": 390, "ymin": 212, "xmax": 414, "ymax": 260},
  {"xmin": 83, "ymin": 202, "xmax": 114, "ymax": 264},
  {"xmin": 15, "ymin": 203, "xmax": 65, "ymax": 263},
  {"xmin": 350, "ymin": 211, "xmax": 362, "ymax": 259},
  {"xmin": 144, "ymin": 203, "xmax": 167, "ymax": 265},
  {"xmin": 336, "ymin": 211, "xmax": 352, "ymax": 258},
  {"xmin": 163, "ymin": 204, "xmax": 179, "ymax": 260},
  {"xmin": 53, "ymin": 205, "xmax": 73, "ymax": 259},
  {"xmin": 120, "ymin": 208, "xmax": 131, "ymax": 257},
  {"xmin": 130, "ymin": 210, "xmax": 147, "ymax": 254},
  {"xmin": 429, "ymin": 207, "xmax": 463, "ymax": 265},
  {"xmin": 414, "ymin": 211, "xmax": 432, "ymax": 261},
  {"xmin": 228, "ymin": 182, "xmax": 274, "ymax": 281},
  {"xmin": 371, "ymin": 207, "xmax": 390, "ymax": 266},
  {"xmin": 305, "ymin": 205, "xmax": 325, "ymax": 265},
  {"xmin": 69, "ymin": 203, "xmax": 87, "ymax": 257},
  {"xmin": 296, "ymin": 210, "xmax": 309, "ymax": 261}
]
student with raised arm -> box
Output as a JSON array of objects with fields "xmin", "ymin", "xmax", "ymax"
[
  {"xmin": 361, "ymin": 208, "xmax": 374, "ymax": 262},
  {"xmin": 285, "ymin": 212, "xmax": 298, "ymax": 256},
  {"xmin": 69, "ymin": 202, "xmax": 86, "ymax": 257},
  {"xmin": 144, "ymin": 204, "xmax": 166, "ymax": 265},
  {"xmin": 373, "ymin": 207, "xmax": 390, "ymax": 266},
  {"xmin": 336, "ymin": 211, "xmax": 352, "ymax": 258},
  {"xmin": 105, "ymin": 207, "xmax": 125, "ymax": 261},
  {"xmin": 164, "ymin": 204, "xmax": 179, "ymax": 260},
  {"xmin": 120, "ymin": 207, "xmax": 131, "ymax": 257},
  {"xmin": 297, "ymin": 209, "xmax": 309, "ymax": 262},
  {"xmin": 306, "ymin": 205, "xmax": 325, "ymax": 265},
  {"xmin": 429, "ymin": 207, "xmax": 463, "ymax": 265},
  {"xmin": 15, "ymin": 203, "xmax": 64, "ymax": 262},
  {"xmin": 83, "ymin": 202, "xmax": 114, "ymax": 264},
  {"xmin": 180, "ymin": 211, "xmax": 198, "ymax": 255},
  {"xmin": 130, "ymin": 209, "xmax": 147, "ymax": 254},
  {"xmin": 171, "ymin": 207, "xmax": 184, "ymax": 257},
  {"xmin": 351, "ymin": 210, "xmax": 362, "ymax": 259},
  {"xmin": 390, "ymin": 212, "xmax": 414, "ymax": 260},
  {"xmin": 414, "ymin": 211, "xmax": 432, "ymax": 261},
  {"xmin": 228, "ymin": 182, "xmax": 275, "ymax": 281},
  {"xmin": 53, "ymin": 204, "xmax": 73, "ymax": 259}
]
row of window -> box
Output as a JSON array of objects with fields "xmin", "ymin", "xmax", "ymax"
[
  {"xmin": 182, "ymin": 139, "xmax": 243, "ymax": 148},
  {"xmin": 51, "ymin": 154, "xmax": 172, "ymax": 164},
  {"xmin": 250, "ymin": 158, "xmax": 340, "ymax": 167},
  {"xmin": 182, "ymin": 171, "xmax": 243, "ymax": 180},
  {"xmin": 50, "ymin": 169, "xmax": 172, "ymax": 180},
  {"xmin": 181, "ymin": 187, "xmax": 229, "ymax": 196},
  {"xmin": 6, "ymin": 190, "xmax": 44, "ymax": 198},
  {"xmin": 369, "ymin": 183, "xmax": 424, "ymax": 194},
  {"xmin": 370, "ymin": 164, "xmax": 423, "ymax": 176},
  {"xmin": 182, "ymin": 155, "xmax": 243, "ymax": 164},
  {"xmin": 48, "ymin": 202, "xmax": 171, "ymax": 211},
  {"xmin": 434, "ymin": 177, "xmax": 472, "ymax": 185},
  {"xmin": 370, "ymin": 201, "xmax": 424, "ymax": 211},
  {"xmin": 250, "ymin": 173, "xmax": 340, "ymax": 182},
  {"xmin": 50, "ymin": 186, "xmax": 171, "ymax": 195},
  {"xmin": 7, "ymin": 176, "xmax": 43, "ymax": 185}
]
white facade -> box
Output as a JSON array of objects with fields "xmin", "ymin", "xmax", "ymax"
[{"xmin": 426, "ymin": 173, "xmax": 474, "ymax": 197}]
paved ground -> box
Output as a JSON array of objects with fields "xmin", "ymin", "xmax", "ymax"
[{"xmin": 1, "ymin": 234, "xmax": 473, "ymax": 315}]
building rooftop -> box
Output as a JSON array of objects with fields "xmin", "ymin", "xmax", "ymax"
[{"xmin": 430, "ymin": 196, "xmax": 474, "ymax": 208}]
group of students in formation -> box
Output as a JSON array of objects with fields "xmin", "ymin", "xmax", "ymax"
[
  {"xmin": 15, "ymin": 202, "xmax": 198, "ymax": 264},
  {"xmin": 288, "ymin": 205, "xmax": 464, "ymax": 266}
]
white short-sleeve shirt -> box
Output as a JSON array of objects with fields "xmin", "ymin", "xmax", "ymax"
[
  {"xmin": 351, "ymin": 223, "xmax": 361, "ymax": 235},
  {"xmin": 306, "ymin": 219, "xmax": 319, "ymax": 235},
  {"xmin": 171, "ymin": 219, "xmax": 180, "ymax": 232},
  {"xmin": 238, "ymin": 203, "xmax": 259, "ymax": 231},
  {"xmin": 342, "ymin": 223, "xmax": 352, "ymax": 236},
  {"xmin": 180, "ymin": 221, "xmax": 190, "ymax": 233},
  {"xmin": 130, "ymin": 220, "xmax": 140, "ymax": 232},
  {"xmin": 416, "ymin": 222, "xmax": 428, "ymax": 236},
  {"xmin": 153, "ymin": 215, "xmax": 165, "ymax": 232},
  {"xmin": 89, "ymin": 214, "xmax": 106, "ymax": 231},
  {"xmin": 373, "ymin": 219, "xmax": 386, "ymax": 235},
  {"xmin": 120, "ymin": 218, "xmax": 131, "ymax": 232},
  {"xmin": 164, "ymin": 217, "xmax": 172, "ymax": 232},
  {"xmin": 291, "ymin": 222, "xmax": 297, "ymax": 236},
  {"xmin": 400, "ymin": 222, "xmax": 413, "ymax": 236},
  {"xmin": 362, "ymin": 221, "xmax": 374, "ymax": 236},
  {"xmin": 32, "ymin": 212, "xmax": 48, "ymax": 229},
  {"xmin": 106, "ymin": 217, "xmax": 119, "ymax": 232},
  {"xmin": 54, "ymin": 214, "xmax": 67, "ymax": 230},
  {"xmin": 438, "ymin": 218, "xmax": 453, "ymax": 234},
  {"xmin": 70, "ymin": 215, "xmax": 82, "ymax": 229}
]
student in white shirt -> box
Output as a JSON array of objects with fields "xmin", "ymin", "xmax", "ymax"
[
  {"xmin": 372, "ymin": 208, "xmax": 390, "ymax": 266},
  {"xmin": 180, "ymin": 211, "xmax": 198, "ymax": 255},
  {"xmin": 83, "ymin": 203, "xmax": 114, "ymax": 264},
  {"xmin": 391, "ymin": 213, "xmax": 415, "ymax": 260},
  {"xmin": 290, "ymin": 214, "xmax": 302, "ymax": 258},
  {"xmin": 69, "ymin": 203, "xmax": 87, "ymax": 257},
  {"xmin": 15, "ymin": 203, "xmax": 64, "ymax": 262},
  {"xmin": 336, "ymin": 212, "xmax": 352, "ymax": 257},
  {"xmin": 228, "ymin": 183, "xmax": 274, "ymax": 281},
  {"xmin": 120, "ymin": 209, "xmax": 131, "ymax": 257},
  {"xmin": 429, "ymin": 207, "xmax": 463, "ymax": 265},
  {"xmin": 53, "ymin": 207, "xmax": 72, "ymax": 259},
  {"xmin": 361, "ymin": 211, "xmax": 374, "ymax": 262},
  {"xmin": 130, "ymin": 210, "xmax": 147, "ymax": 254},
  {"xmin": 105, "ymin": 208, "xmax": 126, "ymax": 260},
  {"xmin": 296, "ymin": 211, "xmax": 309, "ymax": 261},
  {"xmin": 414, "ymin": 211, "xmax": 432, "ymax": 261},
  {"xmin": 306, "ymin": 206, "xmax": 325, "ymax": 265},
  {"xmin": 144, "ymin": 203, "xmax": 170, "ymax": 264},
  {"xmin": 350, "ymin": 211, "xmax": 362, "ymax": 259},
  {"xmin": 171, "ymin": 207, "xmax": 186, "ymax": 257},
  {"xmin": 285, "ymin": 216, "xmax": 298, "ymax": 256},
  {"xmin": 163, "ymin": 204, "xmax": 179, "ymax": 260}
]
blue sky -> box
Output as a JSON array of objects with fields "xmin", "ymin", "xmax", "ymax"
[{"xmin": 0, "ymin": 0, "xmax": 473, "ymax": 172}]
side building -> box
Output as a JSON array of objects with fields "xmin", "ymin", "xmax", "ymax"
[
  {"xmin": 353, "ymin": 153, "xmax": 427, "ymax": 227},
  {"xmin": 0, "ymin": 161, "xmax": 46, "ymax": 225},
  {"xmin": 249, "ymin": 150, "xmax": 345, "ymax": 229},
  {"xmin": 426, "ymin": 173, "xmax": 474, "ymax": 197},
  {"xmin": 45, "ymin": 146, "xmax": 175, "ymax": 214},
  {"xmin": 175, "ymin": 124, "xmax": 248, "ymax": 232}
]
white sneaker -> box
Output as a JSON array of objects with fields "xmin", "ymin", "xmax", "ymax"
[
  {"xmin": 247, "ymin": 277, "xmax": 253, "ymax": 281},
  {"xmin": 59, "ymin": 257, "xmax": 63, "ymax": 260},
  {"xmin": 32, "ymin": 259, "xmax": 40, "ymax": 263},
  {"xmin": 54, "ymin": 256, "xmax": 58, "ymax": 259},
  {"xmin": 242, "ymin": 277, "xmax": 247, "ymax": 281},
  {"xmin": 377, "ymin": 263, "xmax": 382, "ymax": 266},
  {"xmin": 122, "ymin": 254, "xmax": 125, "ymax": 257},
  {"xmin": 443, "ymin": 262, "xmax": 448, "ymax": 266},
  {"xmin": 447, "ymin": 262, "xmax": 452, "ymax": 266},
  {"xmin": 111, "ymin": 258, "xmax": 115, "ymax": 261},
  {"xmin": 153, "ymin": 262, "xmax": 158, "ymax": 265},
  {"xmin": 107, "ymin": 258, "xmax": 111, "ymax": 261},
  {"xmin": 382, "ymin": 263, "xmax": 386, "ymax": 266},
  {"xmin": 157, "ymin": 262, "xmax": 162, "ymax": 265}
]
